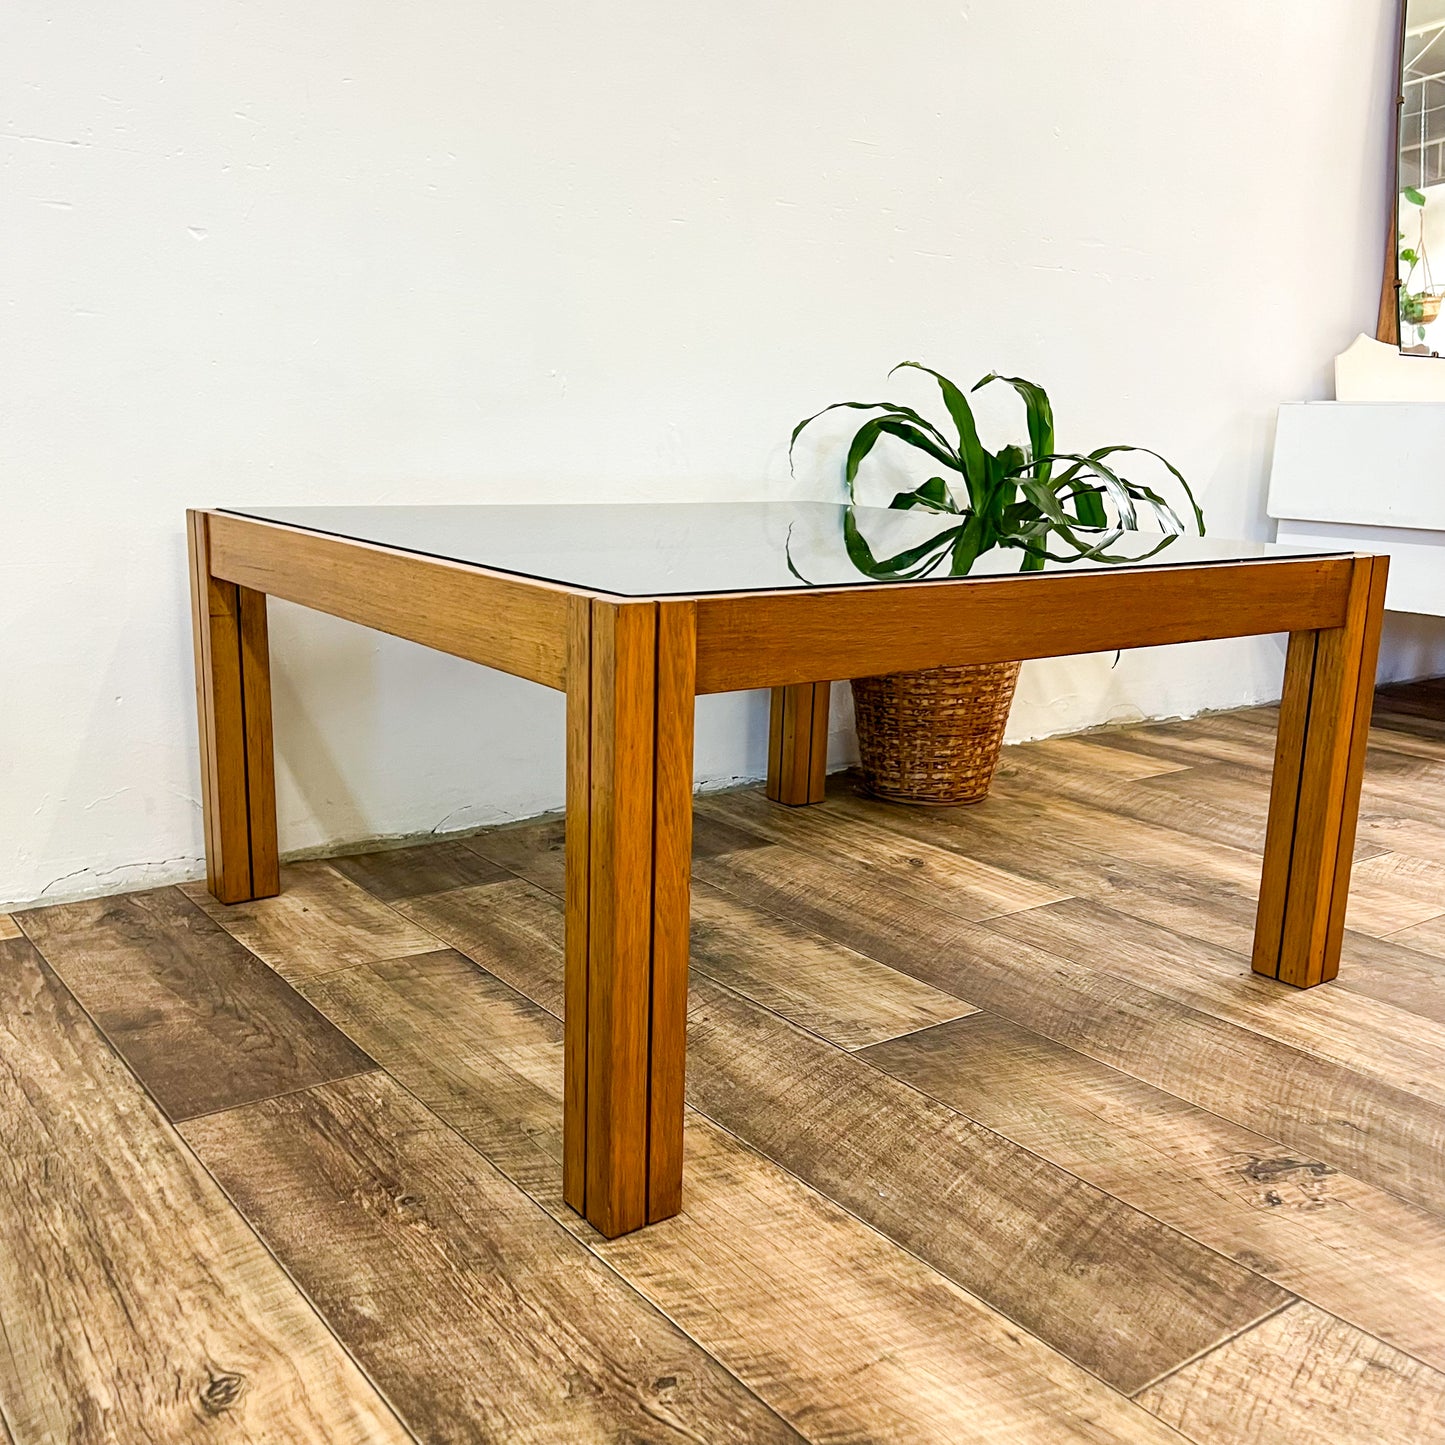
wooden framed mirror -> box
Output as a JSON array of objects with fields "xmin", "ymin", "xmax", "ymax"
[{"xmin": 1380, "ymin": 0, "xmax": 1445, "ymax": 354}]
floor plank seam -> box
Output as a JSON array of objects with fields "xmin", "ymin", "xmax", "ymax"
[
  {"xmin": 255, "ymin": 1044, "xmax": 810, "ymax": 1442},
  {"xmin": 1126, "ymin": 1297, "xmax": 1300, "ymax": 1401},
  {"xmin": 691, "ymin": 795, "xmax": 1075, "ymax": 933},
  {"xmin": 692, "ymin": 793, "xmax": 1445, "ymax": 1230},
  {"xmin": 703, "ymin": 843, "xmax": 1445, "ymax": 1231},
  {"xmin": 969, "ymin": 906, "xmax": 1445, "ymax": 1122},
  {"xmin": 0, "ymin": 932, "xmax": 423, "ymax": 1445},
  {"xmin": 434, "ymin": 840, "xmax": 993, "ymax": 1055},
  {"xmin": 316, "ymin": 919, "xmax": 1162, "ymax": 1411},
  {"xmin": 173, "ymin": 1088, "xmax": 429, "ymax": 1445},
  {"xmin": 1380, "ymin": 914, "xmax": 1445, "ymax": 939},
  {"xmin": 675, "ymin": 1105, "xmax": 1151, "ymax": 1412},
  {"xmin": 918, "ymin": 955, "xmax": 1445, "ymax": 1228},
  {"xmin": 863, "ymin": 1010, "xmax": 1445, "ymax": 1383},
  {"xmin": 172, "ymin": 1063, "xmax": 385, "ymax": 1125},
  {"xmin": 10, "ymin": 683, "xmax": 1445, "ymax": 1443},
  {"xmin": 635, "ymin": 968, "xmax": 1296, "ymax": 1397}
]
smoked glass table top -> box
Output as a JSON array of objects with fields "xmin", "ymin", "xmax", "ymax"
[{"xmin": 223, "ymin": 501, "xmax": 1353, "ymax": 599}]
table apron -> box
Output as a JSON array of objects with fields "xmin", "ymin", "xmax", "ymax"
[
  {"xmin": 691, "ymin": 557, "xmax": 1357, "ymax": 694},
  {"xmin": 207, "ymin": 511, "xmax": 573, "ymax": 690},
  {"xmin": 205, "ymin": 515, "xmax": 1359, "ymax": 699}
]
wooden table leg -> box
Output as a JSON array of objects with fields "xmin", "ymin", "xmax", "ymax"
[
  {"xmin": 564, "ymin": 596, "xmax": 695, "ymax": 1237},
  {"xmin": 766, "ymin": 682, "xmax": 830, "ymax": 806},
  {"xmin": 187, "ymin": 510, "xmax": 280, "ymax": 905},
  {"xmin": 1253, "ymin": 555, "xmax": 1388, "ymax": 988}
]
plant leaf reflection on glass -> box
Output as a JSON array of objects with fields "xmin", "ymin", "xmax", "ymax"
[{"xmin": 789, "ymin": 362, "xmax": 1204, "ymax": 582}]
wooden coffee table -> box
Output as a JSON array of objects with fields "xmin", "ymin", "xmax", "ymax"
[{"xmin": 187, "ymin": 501, "xmax": 1387, "ymax": 1237}]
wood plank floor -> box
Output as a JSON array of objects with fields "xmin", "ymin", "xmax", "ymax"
[{"xmin": 6, "ymin": 677, "xmax": 1445, "ymax": 1443}]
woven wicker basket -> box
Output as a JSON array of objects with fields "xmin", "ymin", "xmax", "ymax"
[{"xmin": 851, "ymin": 661, "xmax": 1021, "ymax": 805}]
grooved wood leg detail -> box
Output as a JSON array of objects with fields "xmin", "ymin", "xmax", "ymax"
[
  {"xmin": 565, "ymin": 598, "xmax": 696, "ymax": 1236},
  {"xmin": 238, "ymin": 588, "xmax": 280, "ymax": 897},
  {"xmin": 649, "ymin": 603, "xmax": 696, "ymax": 1221},
  {"xmin": 1322, "ymin": 558, "xmax": 1391, "ymax": 969},
  {"xmin": 562, "ymin": 597, "xmax": 593, "ymax": 1216},
  {"xmin": 1253, "ymin": 556, "xmax": 1389, "ymax": 988},
  {"xmin": 187, "ymin": 510, "xmax": 280, "ymax": 904},
  {"xmin": 766, "ymin": 683, "xmax": 830, "ymax": 806}
]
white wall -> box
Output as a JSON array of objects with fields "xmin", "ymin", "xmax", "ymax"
[{"xmin": 0, "ymin": 1, "xmax": 1411, "ymax": 909}]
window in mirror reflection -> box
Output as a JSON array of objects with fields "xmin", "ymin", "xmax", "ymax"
[{"xmin": 1400, "ymin": 2, "xmax": 1445, "ymax": 352}]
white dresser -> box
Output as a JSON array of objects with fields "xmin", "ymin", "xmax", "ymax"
[{"xmin": 1267, "ymin": 402, "xmax": 1445, "ymax": 618}]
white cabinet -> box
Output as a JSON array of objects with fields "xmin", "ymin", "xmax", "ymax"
[{"xmin": 1267, "ymin": 403, "xmax": 1445, "ymax": 618}]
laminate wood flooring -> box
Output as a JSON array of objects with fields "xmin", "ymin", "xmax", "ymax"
[{"xmin": 6, "ymin": 679, "xmax": 1445, "ymax": 1442}]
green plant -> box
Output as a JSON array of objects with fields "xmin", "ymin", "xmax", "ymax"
[
  {"xmin": 789, "ymin": 362, "xmax": 1203, "ymax": 580},
  {"xmin": 1399, "ymin": 186, "xmax": 1436, "ymax": 344}
]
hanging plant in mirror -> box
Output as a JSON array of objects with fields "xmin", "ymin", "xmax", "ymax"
[
  {"xmin": 786, "ymin": 362, "xmax": 1205, "ymax": 806},
  {"xmin": 1400, "ymin": 186, "xmax": 1444, "ymax": 345}
]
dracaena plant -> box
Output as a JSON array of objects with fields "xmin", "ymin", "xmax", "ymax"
[{"xmin": 790, "ymin": 362, "xmax": 1204, "ymax": 579}]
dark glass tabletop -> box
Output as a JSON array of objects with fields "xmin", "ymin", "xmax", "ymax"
[{"xmin": 223, "ymin": 501, "xmax": 1352, "ymax": 598}]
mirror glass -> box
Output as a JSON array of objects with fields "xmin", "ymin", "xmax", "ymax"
[{"xmin": 1399, "ymin": 1, "xmax": 1445, "ymax": 353}]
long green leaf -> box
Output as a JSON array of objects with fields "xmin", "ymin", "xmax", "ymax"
[
  {"xmin": 843, "ymin": 507, "xmax": 965, "ymax": 578},
  {"xmin": 947, "ymin": 513, "xmax": 993, "ymax": 575},
  {"xmin": 890, "ymin": 477, "xmax": 960, "ymax": 512},
  {"xmin": 986, "ymin": 443, "xmax": 1026, "ymax": 528},
  {"xmin": 843, "ymin": 417, "xmax": 961, "ymax": 501},
  {"xmin": 1014, "ymin": 451, "xmax": 1140, "ymax": 532},
  {"xmin": 1047, "ymin": 446, "xmax": 1201, "ymax": 535},
  {"xmin": 1015, "ymin": 476, "xmax": 1072, "ymax": 527},
  {"xmin": 974, "ymin": 373, "xmax": 1056, "ymax": 483},
  {"xmin": 789, "ymin": 400, "xmax": 958, "ymax": 473},
  {"xmin": 1081, "ymin": 445, "xmax": 1205, "ymax": 534},
  {"xmin": 1067, "ymin": 479, "xmax": 1108, "ymax": 529},
  {"xmin": 1001, "ymin": 530, "xmax": 1182, "ymax": 566},
  {"xmin": 890, "ymin": 362, "xmax": 991, "ymax": 506},
  {"xmin": 786, "ymin": 516, "xmax": 958, "ymax": 585}
]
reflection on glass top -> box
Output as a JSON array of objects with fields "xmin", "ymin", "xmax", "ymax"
[{"xmin": 223, "ymin": 502, "xmax": 1351, "ymax": 598}]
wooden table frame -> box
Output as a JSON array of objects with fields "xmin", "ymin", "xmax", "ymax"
[{"xmin": 187, "ymin": 508, "xmax": 1388, "ymax": 1238}]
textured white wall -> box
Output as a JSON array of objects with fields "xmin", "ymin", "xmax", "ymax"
[{"xmin": 0, "ymin": 1, "xmax": 1411, "ymax": 908}]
